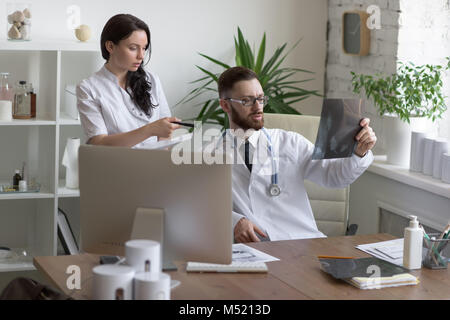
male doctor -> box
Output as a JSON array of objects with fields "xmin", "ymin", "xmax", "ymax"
[{"xmin": 216, "ymin": 66, "xmax": 377, "ymax": 243}]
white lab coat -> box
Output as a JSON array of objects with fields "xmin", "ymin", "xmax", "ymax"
[
  {"xmin": 76, "ymin": 65, "xmax": 171, "ymax": 148},
  {"xmin": 220, "ymin": 128, "xmax": 373, "ymax": 241}
]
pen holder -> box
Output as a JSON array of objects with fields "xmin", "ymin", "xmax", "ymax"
[{"xmin": 423, "ymin": 233, "xmax": 449, "ymax": 270}]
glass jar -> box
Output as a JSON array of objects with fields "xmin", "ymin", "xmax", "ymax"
[
  {"xmin": 27, "ymin": 82, "xmax": 36, "ymax": 118},
  {"xmin": 6, "ymin": 3, "xmax": 32, "ymax": 41},
  {"xmin": 13, "ymin": 80, "xmax": 31, "ymax": 119},
  {"xmin": 0, "ymin": 72, "xmax": 14, "ymax": 103}
]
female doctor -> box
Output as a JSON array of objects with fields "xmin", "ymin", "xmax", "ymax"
[{"xmin": 76, "ymin": 14, "xmax": 181, "ymax": 147}]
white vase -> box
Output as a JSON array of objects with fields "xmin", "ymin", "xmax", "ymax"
[{"xmin": 383, "ymin": 115, "xmax": 434, "ymax": 167}]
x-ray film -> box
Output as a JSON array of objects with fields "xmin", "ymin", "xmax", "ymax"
[{"xmin": 312, "ymin": 99, "xmax": 364, "ymax": 160}]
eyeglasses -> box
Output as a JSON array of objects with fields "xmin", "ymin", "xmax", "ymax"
[{"xmin": 225, "ymin": 96, "xmax": 268, "ymax": 107}]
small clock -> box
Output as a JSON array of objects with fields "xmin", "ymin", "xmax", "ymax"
[{"xmin": 342, "ymin": 11, "xmax": 370, "ymax": 56}]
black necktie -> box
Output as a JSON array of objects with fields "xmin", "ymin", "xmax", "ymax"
[{"xmin": 244, "ymin": 140, "xmax": 252, "ymax": 172}]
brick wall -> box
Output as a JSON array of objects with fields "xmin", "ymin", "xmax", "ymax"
[{"xmin": 326, "ymin": 0, "xmax": 450, "ymax": 154}]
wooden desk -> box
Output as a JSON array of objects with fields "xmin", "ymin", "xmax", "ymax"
[{"xmin": 33, "ymin": 234, "xmax": 450, "ymax": 300}]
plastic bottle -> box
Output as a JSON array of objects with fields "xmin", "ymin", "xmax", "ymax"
[
  {"xmin": 13, "ymin": 170, "xmax": 22, "ymax": 191},
  {"xmin": 403, "ymin": 215, "xmax": 423, "ymax": 270}
]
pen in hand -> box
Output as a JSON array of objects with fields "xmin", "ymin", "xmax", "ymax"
[{"xmin": 171, "ymin": 121, "xmax": 195, "ymax": 128}]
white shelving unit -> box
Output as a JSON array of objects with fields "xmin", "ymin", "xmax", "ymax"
[{"xmin": 0, "ymin": 40, "xmax": 103, "ymax": 271}]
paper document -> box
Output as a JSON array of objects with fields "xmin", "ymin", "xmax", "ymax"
[
  {"xmin": 232, "ymin": 244, "xmax": 279, "ymax": 263},
  {"xmin": 356, "ymin": 239, "xmax": 404, "ymax": 266},
  {"xmin": 141, "ymin": 133, "xmax": 192, "ymax": 150}
]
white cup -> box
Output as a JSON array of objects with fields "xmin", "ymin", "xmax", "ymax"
[
  {"xmin": 92, "ymin": 265, "xmax": 135, "ymax": 300},
  {"xmin": 422, "ymin": 137, "xmax": 435, "ymax": 175},
  {"xmin": 125, "ymin": 239, "xmax": 161, "ymax": 274},
  {"xmin": 410, "ymin": 131, "xmax": 427, "ymax": 172},
  {"xmin": 432, "ymin": 139, "xmax": 449, "ymax": 179},
  {"xmin": 441, "ymin": 153, "xmax": 450, "ymax": 184},
  {"xmin": 134, "ymin": 272, "xmax": 171, "ymax": 300}
]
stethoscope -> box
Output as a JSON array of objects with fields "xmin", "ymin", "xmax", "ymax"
[{"xmin": 216, "ymin": 128, "xmax": 281, "ymax": 197}]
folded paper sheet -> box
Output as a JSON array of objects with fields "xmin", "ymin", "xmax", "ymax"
[{"xmin": 62, "ymin": 138, "xmax": 80, "ymax": 189}]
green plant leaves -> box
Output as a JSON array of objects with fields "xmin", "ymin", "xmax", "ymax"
[
  {"xmin": 351, "ymin": 58, "xmax": 450, "ymax": 123},
  {"xmin": 178, "ymin": 27, "xmax": 320, "ymax": 130}
]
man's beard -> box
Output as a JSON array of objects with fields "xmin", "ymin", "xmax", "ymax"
[{"xmin": 230, "ymin": 105, "xmax": 264, "ymax": 131}]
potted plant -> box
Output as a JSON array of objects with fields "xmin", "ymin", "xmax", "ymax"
[
  {"xmin": 351, "ymin": 58, "xmax": 450, "ymax": 166},
  {"xmin": 176, "ymin": 27, "xmax": 321, "ymax": 131}
]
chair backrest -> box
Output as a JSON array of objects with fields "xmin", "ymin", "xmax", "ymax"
[{"xmin": 263, "ymin": 113, "xmax": 349, "ymax": 237}]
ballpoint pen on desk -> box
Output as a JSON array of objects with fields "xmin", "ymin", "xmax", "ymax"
[{"xmin": 317, "ymin": 255, "xmax": 355, "ymax": 259}]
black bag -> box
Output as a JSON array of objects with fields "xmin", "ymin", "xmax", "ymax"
[{"xmin": 0, "ymin": 277, "xmax": 73, "ymax": 300}]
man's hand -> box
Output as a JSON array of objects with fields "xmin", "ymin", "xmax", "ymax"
[
  {"xmin": 234, "ymin": 218, "xmax": 268, "ymax": 243},
  {"xmin": 355, "ymin": 118, "xmax": 377, "ymax": 157}
]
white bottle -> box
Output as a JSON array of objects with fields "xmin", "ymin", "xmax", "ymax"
[{"xmin": 403, "ymin": 215, "xmax": 423, "ymax": 270}]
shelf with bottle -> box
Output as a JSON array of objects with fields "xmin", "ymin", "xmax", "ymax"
[
  {"xmin": 0, "ymin": 183, "xmax": 53, "ymax": 200},
  {"xmin": 0, "ymin": 125, "xmax": 56, "ymax": 201},
  {"xmin": 0, "ymin": 50, "xmax": 58, "ymax": 124},
  {"xmin": 0, "ymin": 176, "xmax": 53, "ymax": 200}
]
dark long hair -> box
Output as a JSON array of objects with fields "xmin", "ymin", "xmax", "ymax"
[{"xmin": 100, "ymin": 14, "xmax": 157, "ymax": 116}]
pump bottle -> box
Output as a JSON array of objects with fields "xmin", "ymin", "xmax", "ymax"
[{"xmin": 403, "ymin": 215, "xmax": 423, "ymax": 270}]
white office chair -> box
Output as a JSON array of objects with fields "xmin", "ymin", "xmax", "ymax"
[{"xmin": 263, "ymin": 113, "xmax": 357, "ymax": 237}]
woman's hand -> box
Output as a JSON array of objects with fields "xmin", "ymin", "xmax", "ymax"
[{"xmin": 148, "ymin": 117, "xmax": 181, "ymax": 139}]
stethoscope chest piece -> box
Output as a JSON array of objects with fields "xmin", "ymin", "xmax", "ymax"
[{"xmin": 269, "ymin": 184, "xmax": 281, "ymax": 197}]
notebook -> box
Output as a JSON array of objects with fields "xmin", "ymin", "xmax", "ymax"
[
  {"xmin": 186, "ymin": 261, "xmax": 268, "ymax": 273},
  {"xmin": 319, "ymin": 257, "xmax": 419, "ymax": 289}
]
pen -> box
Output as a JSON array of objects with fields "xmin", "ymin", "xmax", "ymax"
[
  {"xmin": 171, "ymin": 121, "xmax": 195, "ymax": 128},
  {"xmin": 317, "ymin": 255, "xmax": 354, "ymax": 259},
  {"xmin": 421, "ymin": 226, "xmax": 439, "ymax": 266},
  {"xmin": 438, "ymin": 223, "xmax": 450, "ymax": 240}
]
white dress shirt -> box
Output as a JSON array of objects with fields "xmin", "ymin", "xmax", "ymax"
[
  {"xmin": 76, "ymin": 65, "xmax": 171, "ymax": 148},
  {"xmin": 220, "ymin": 128, "xmax": 373, "ymax": 241}
]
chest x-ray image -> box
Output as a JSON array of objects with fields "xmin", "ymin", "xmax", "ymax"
[{"xmin": 312, "ymin": 99, "xmax": 364, "ymax": 160}]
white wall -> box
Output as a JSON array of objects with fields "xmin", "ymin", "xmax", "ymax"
[
  {"xmin": 397, "ymin": 0, "xmax": 450, "ymax": 141},
  {"xmin": 0, "ymin": 0, "xmax": 328, "ymax": 120}
]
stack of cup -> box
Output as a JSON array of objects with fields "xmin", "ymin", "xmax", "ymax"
[
  {"xmin": 92, "ymin": 264, "xmax": 135, "ymax": 300},
  {"xmin": 410, "ymin": 132, "xmax": 427, "ymax": 172},
  {"xmin": 422, "ymin": 137, "xmax": 435, "ymax": 176},
  {"xmin": 411, "ymin": 131, "xmax": 450, "ymax": 183},
  {"xmin": 442, "ymin": 153, "xmax": 450, "ymax": 184},
  {"xmin": 125, "ymin": 239, "xmax": 171, "ymax": 300},
  {"xmin": 432, "ymin": 139, "xmax": 449, "ymax": 179}
]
